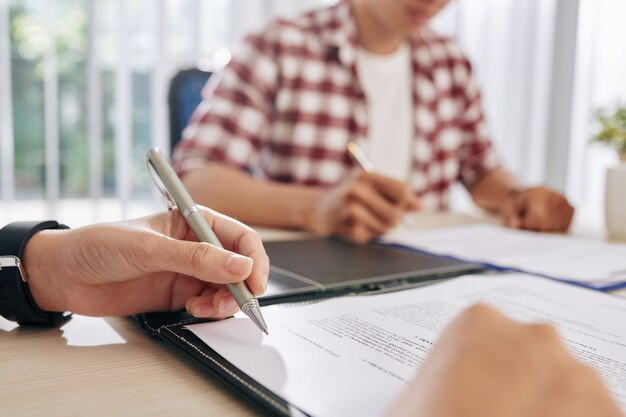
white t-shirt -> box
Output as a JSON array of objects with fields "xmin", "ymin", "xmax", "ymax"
[{"xmin": 356, "ymin": 43, "xmax": 413, "ymax": 182}]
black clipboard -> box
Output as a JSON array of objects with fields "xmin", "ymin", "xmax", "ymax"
[
  {"xmin": 136, "ymin": 311, "xmax": 309, "ymax": 416},
  {"xmin": 135, "ymin": 238, "xmax": 486, "ymax": 416},
  {"xmin": 135, "ymin": 278, "xmax": 460, "ymax": 417}
]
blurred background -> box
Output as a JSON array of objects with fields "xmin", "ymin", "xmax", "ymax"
[{"xmin": 0, "ymin": 0, "xmax": 625, "ymax": 227}]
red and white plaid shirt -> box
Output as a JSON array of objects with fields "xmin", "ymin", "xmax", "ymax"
[{"xmin": 173, "ymin": 0, "xmax": 499, "ymax": 210}]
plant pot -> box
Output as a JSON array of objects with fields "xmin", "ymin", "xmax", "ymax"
[
  {"xmin": 620, "ymin": 151, "xmax": 626, "ymax": 162},
  {"xmin": 605, "ymin": 163, "xmax": 626, "ymax": 241}
]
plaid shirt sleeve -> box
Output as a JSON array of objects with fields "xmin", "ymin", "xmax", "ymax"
[
  {"xmin": 454, "ymin": 54, "xmax": 500, "ymax": 190},
  {"xmin": 172, "ymin": 31, "xmax": 279, "ymax": 177}
]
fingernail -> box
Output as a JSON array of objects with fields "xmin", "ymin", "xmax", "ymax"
[
  {"xmin": 225, "ymin": 254, "xmax": 252, "ymax": 275},
  {"xmin": 218, "ymin": 297, "xmax": 239, "ymax": 313}
]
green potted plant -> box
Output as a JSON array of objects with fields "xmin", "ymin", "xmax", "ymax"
[
  {"xmin": 592, "ymin": 104, "xmax": 626, "ymax": 240},
  {"xmin": 591, "ymin": 104, "xmax": 626, "ymax": 162}
]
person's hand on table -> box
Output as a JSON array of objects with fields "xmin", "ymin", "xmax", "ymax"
[
  {"xmin": 386, "ymin": 303, "xmax": 622, "ymax": 417},
  {"xmin": 21, "ymin": 207, "xmax": 269, "ymax": 319},
  {"xmin": 309, "ymin": 170, "xmax": 420, "ymax": 243},
  {"xmin": 501, "ymin": 186, "xmax": 574, "ymax": 232}
]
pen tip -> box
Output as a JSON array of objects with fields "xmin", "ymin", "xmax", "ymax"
[
  {"xmin": 250, "ymin": 316, "xmax": 268, "ymax": 335},
  {"xmin": 240, "ymin": 299, "xmax": 269, "ymax": 335}
]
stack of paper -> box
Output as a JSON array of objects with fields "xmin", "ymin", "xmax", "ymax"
[
  {"xmin": 382, "ymin": 224, "xmax": 626, "ymax": 290},
  {"xmin": 188, "ymin": 274, "xmax": 626, "ymax": 417}
]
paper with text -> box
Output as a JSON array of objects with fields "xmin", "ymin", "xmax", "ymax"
[
  {"xmin": 382, "ymin": 224, "xmax": 626, "ymax": 288},
  {"xmin": 187, "ymin": 274, "xmax": 626, "ymax": 417}
]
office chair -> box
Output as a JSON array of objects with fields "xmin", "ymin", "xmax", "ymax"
[{"xmin": 168, "ymin": 68, "xmax": 212, "ymax": 153}]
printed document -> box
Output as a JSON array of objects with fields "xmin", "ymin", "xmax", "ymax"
[
  {"xmin": 382, "ymin": 224, "xmax": 626, "ymax": 289},
  {"xmin": 187, "ymin": 274, "xmax": 626, "ymax": 417}
]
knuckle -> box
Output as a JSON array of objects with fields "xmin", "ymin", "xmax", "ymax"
[
  {"xmin": 462, "ymin": 303, "xmax": 496, "ymax": 323},
  {"xmin": 357, "ymin": 170, "xmax": 369, "ymax": 180},
  {"xmin": 354, "ymin": 236, "xmax": 368, "ymax": 244},
  {"xmin": 528, "ymin": 323, "xmax": 560, "ymax": 344},
  {"xmin": 349, "ymin": 225, "xmax": 368, "ymax": 243},
  {"xmin": 355, "ymin": 231, "xmax": 371, "ymax": 244},
  {"xmin": 353, "ymin": 171, "xmax": 368, "ymax": 184},
  {"xmin": 390, "ymin": 206, "xmax": 404, "ymax": 221},
  {"xmin": 253, "ymin": 232, "xmax": 267, "ymax": 253},
  {"xmin": 318, "ymin": 227, "xmax": 333, "ymax": 237},
  {"xmin": 348, "ymin": 223, "xmax": 361, "ymax": 236},
  {"xmin": 249, "ymin": 228, "xmax": 263, "ymax": 243},
  {"xmin": 345, "ymin": 204, "xmax": 359, "ymax": 220},
  {"xmin": 259, "ymin": 253, "xmax": 271, "ymax": 273},
  {"xmin": 188, "ymin": 244, "xmax": 214, "ymax": 275},
  {"xmin": 401, "ymin": 190, "xmax": 413, "ymax": 204},
  {"xmin": 345, "ymin": 185, "xmax": 361, "ymax": 200}
]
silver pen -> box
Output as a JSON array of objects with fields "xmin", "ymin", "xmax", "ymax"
[{"xmin": 146, "ymin": 147, "xmax": 268, "ymax": 334}]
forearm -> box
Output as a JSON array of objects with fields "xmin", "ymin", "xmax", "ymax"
[
  {"xmin": 181, "ymin": 163, "xmax": 323, "ymax": 230},
  {"xmin": 469, "ymin": 168, "xmax": 520, "ymax": 215}
]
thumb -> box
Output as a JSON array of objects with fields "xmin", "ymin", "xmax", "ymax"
[{"xmin": 156, "ymin": 239, "xmax": 253, "ymax": 284}]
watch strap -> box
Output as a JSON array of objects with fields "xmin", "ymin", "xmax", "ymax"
[{"xmin": 0, "ymin": 221, "xmax": 71, "ymax": 326}]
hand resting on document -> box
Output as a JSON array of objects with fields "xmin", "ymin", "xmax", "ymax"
[
  {"xmin": 386, "ymin": 303, "xmax": 622, "ymax": 417},
  {"xmin": 501, "ymin": 186, "xmax": 574, "ymax": 232}
]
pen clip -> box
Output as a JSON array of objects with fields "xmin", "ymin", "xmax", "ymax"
[{"xmin": 146, "ymin": 157, "xmax": 176, "ymax": 211}]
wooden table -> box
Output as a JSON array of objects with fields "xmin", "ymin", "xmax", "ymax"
[{"xmin": 1, "ymin": 212, "xmax": 624, "ymax": 416}]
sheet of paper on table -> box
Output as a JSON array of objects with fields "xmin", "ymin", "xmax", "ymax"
[
  {"xmin": 187, "ymin": 274, "xmax": 626, "ymax": 417},
  {"xmin": 382, "ymin": 224, "xmax": 626, "ymax": 290}
]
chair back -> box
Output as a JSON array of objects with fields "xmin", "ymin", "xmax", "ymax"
[{"xmin": 168, "ymin": 68, "xmax": 212, "ymax": 152}]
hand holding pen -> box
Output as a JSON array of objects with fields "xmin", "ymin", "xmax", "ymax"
[
  {"xmin": 306, "ymin": 143, "xmax": 420, "ymax": 243},
  {"xmin": 347, "ymin": 142, "xmax": 420, "ymax": 229},
  {"xmin": 147, "ymin": 148, "xmax": 269, "ymax": 334}
]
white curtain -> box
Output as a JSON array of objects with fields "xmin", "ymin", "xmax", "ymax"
[
  {"xmin": 432, "ymin": 0, "xmax": 563, "ymax": 209},
  {"xmin": 434, "ymin": 0, "xmax": 625, "ymax": 218}
]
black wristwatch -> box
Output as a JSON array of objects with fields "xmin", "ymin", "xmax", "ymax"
[{"xmin": 0, "ymin": 221, "xmax": 71, "ymax": 326}]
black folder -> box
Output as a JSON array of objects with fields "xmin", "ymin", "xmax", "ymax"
[
  {"xmin": 136, "ymin": 238, "xmax": 485, "ymax": 416},
  {"xmin": 137, "ymin": 311, "xmax": 310, "ymax": 416},
  {"xmin": 262, "ymin": 238, "xmax": 484, "ymax": 304}
]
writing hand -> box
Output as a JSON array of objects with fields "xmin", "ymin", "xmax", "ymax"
[
  {"xmin": 22, "ymin": 208, "xmax": 269, "ymax": 319},
  {"xmin": 309, "ymin": 170, "xmax": 420, "ymax": 243}
]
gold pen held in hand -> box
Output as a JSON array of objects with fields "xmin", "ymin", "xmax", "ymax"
[
  {"xmin": 347, "ymin": 142, "xmax": 415, "ymax": 228},
  {"xmin": 146, "ymin": 147, "xmax": 268, "ymax": 334}
]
